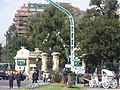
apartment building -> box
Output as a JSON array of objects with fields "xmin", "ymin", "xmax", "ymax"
[{"xmin": 13, "ymin": 3, "xmax": 48, "ymax": 35}]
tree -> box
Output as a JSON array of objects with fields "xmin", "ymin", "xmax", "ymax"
[
  {"xmin": 77, "ymin": 0, "xmax": 120, "ymax": 71},
  {"xmin": 4, "ymin": 24, "xmax": 29, "ymax": 63},
  {"xmin": 4, "ymin": 3, "xmax": 83, "ymax": 67},
  {"xmin": 26, "ymin": 3, "xmax": 83, "ymax": 68},
  {"xmin": 89, "ymin": 0, "xmax": 119, "ymax": 18}
]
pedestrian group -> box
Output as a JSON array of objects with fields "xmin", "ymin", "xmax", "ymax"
[{"xmin": 8, "ymin": 70, "xmax": 23, "ymax": 89}]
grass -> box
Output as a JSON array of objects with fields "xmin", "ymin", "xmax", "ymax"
[{"xmin": 19, "ymin": 83, "xmax": 86, "ymax": 90}]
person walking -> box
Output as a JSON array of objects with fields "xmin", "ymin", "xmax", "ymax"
[
  {"xmin": 35, "ymin": 68, "xmax": 39, "ymax": 81},
  {"xmin": 115, "ymin": 73, "xmax": 119, "ymax": 86},
  {"xmin": 8, "ymin": 71, "xmax": 14, "ymax": 89},
  {"xmin": 32, "ymin": 70, "xmax": 38, "ymax": 83},
  {"xmin": 45, "ymin": 72, "xmax": 49, "ymax": 82},
  {"xmin": 15, "ymin": 71, "xmax": 22, "ymax": 88},
  {"xmin": 43, "ymin": 72, "xmax": 46, "ymax": 82}
]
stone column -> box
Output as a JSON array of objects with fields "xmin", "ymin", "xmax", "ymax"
[
  {"xmin": 82, "ymin": 60, "xmax": 86, "ymax": 68},
  {"xmin": 26, "ymin": 59, "xmax": 30, "ymax": 71},
  {"xmin": 52, "ymin": 52, "xmax": 60, "ymax": 72},
  {"xmin": 41, "ymin": 53, "xmax": 48, "ymax": 71},
  {"xmin": 15, "ymin": 59, "xmax": 18, "ymax": 70}
]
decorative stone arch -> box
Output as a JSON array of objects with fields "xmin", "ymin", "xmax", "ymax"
[
  {"xmin": 14, "ymin": 47, "xmax": 60, "ymax": 73},
  {"xmin": 14, "ymin": 47, "xmax": 42, "ymax": 73}
]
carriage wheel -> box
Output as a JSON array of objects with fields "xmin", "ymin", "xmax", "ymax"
[
  {"xmin": 89, "ymin": 80, "xmax": 94, "ymax": 88},
  {"xmin": 102, "ymin": 80, "xmax": 110, "ymax": 89},
  {"xmin": 110, "ymin": 79, "xmax": 118, "ymax": 89}
]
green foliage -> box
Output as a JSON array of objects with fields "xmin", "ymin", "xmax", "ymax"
[
  {"xmin": 5, "ymin": 0, "xmax": 120, "ymax": 72},
  {"xmin": 89, "ymin": 0, "xmax": 119, "ymax": 18},
  {"xmin": 67, "ymin": 72, "xmax": 76, "ymax": 88},
  {"xmin": 77, "ymin": 0, "xmax": 120, "ymax": 71},
  {"xmin": 50, "ymin": 70, "xmax": 62, "ymax": 83},
  {"xmin": 4, "ymin": 24, "xmax": 30, "ymax": 63},
  {"xmin": 26, "ymin": 3, "xmax": 82, "ymax": 67},
  {"xmin": 4, "ymin": 2, "xmax": 82, "ymax": 67}
]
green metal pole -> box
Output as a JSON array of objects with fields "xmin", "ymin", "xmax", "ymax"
[{"xmin": 46, "ymin": 0, "xmax": 75, "ymax": 71}]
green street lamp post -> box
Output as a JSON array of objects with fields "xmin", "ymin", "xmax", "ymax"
[{"xmin": 46, "ymin": 0, "xmax": 75, "ymax": 71}]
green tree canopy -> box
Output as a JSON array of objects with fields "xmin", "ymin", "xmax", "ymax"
[
  {"xmin": 5, "ymin": 3, "xmax": 83, "ymax": 67},
  {"xmin": 4, "ymin": 24, "xmax": 29, "ymax": 63},
  {"xmin": 26, "ymin": 3, "xmax": 83, "ymax": 67},
  {"xmin": 77, "ymin": 0, "xmax": 120, "ymax": 72},
  {"xmin": 89, "ymin": 0, "xmax": 119, "ymax": 18}
]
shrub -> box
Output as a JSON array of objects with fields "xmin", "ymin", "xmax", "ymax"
[
  {"xmin": 50, "ymin": 70, "xmax": 62, "ymax": 83},
  {"xmin": 67, "ymin": 72, "xmax": 76, "ymax": 88}
]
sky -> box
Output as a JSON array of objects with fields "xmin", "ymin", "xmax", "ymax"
[
  {"xmin": 1, "ymin": 0, "xmax": 120, "ymax": 44},
  {"xmin": 0, "ymin": 0, "xmax": 92, "ymax": 44}
]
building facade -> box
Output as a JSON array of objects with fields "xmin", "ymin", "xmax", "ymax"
[
  {"xmin": 13, "ymin": 4, "xmax": 29, "ymax": 35},
  {"xmin": 28, "ymin": 3, "xmax": 48, "ymax": 12},
  {"xmin": 13, "ymin": 3, "xmax": 48, "ymax": 35}
]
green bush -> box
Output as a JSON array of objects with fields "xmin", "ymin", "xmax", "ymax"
[
  {"xmin": 67, "ymin": 72, "xmax": 76, "ymax": 88},
  {"xmin": 50, "ymin": 70, "xmax": 62, "ymax": 83}
]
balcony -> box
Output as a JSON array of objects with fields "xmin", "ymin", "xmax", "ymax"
[{"xmin": 15, "ymin": 13, "xmax": 29, "ymax": 17}]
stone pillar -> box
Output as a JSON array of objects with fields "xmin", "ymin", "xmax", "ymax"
[
  {"xmin": 15, "ymin": 59, "xmax": 18, "ymax": 70},
  {"xmin": 41, "ymin": 53, "xmax": 48, "ymax": 71},
  {"xmin": 26, "ymin": 59, "xmax": 30, "ymax": 71},
  {"xmin": 82, "ymin": 60, "xmax": 86, "ymax": 68},
  {"xmin": 52, "ymin": 52, "xmax": 60, "ymax": 72}
]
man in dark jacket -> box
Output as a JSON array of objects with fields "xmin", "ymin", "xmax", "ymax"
[
  {"xmin": 15, "ymin": 71, "xmax": 22, "ymax": 88},
  {"xmin": 8, "ymin": 71, "xmax": 14, "ymax": 89},
  {"xmin": 32, "ymin": 70, "xmax": 39, "ymax": 83},
  {"xmin": 116, "ymin": 74, "xmax": 119, "ymax": 86}
]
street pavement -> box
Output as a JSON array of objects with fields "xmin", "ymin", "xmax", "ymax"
[
  {"xmin": 85, "ymin": 87, "xmax": 120, "ymax": 90},
  {"xmin": 78, "ymin": 84, "xmax": 120, "ymax": 90},
  {"xmin": 0, "ymin": 80, "xmax": 31, "ymax": 90}
]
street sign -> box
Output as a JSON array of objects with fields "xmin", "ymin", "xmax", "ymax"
[{"xmin": 17, "ymin": 60, "xmax": 26, "ymax": 66}]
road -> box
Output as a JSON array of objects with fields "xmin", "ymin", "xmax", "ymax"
[
  {"xmin": 78, "ymin": 84, "xmax": 120, "ymax": 90},
  {"xmin": 0, "ymin": 80, "xmax": 31, "ymax": 90},
  {"xmin": 85, "ymin": 87, "xmax": 120, "ymax": 90}
]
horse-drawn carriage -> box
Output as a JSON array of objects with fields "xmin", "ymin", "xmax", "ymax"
[{"xmin": 89, "ymin": 69, "xmax": 118, "ymax": 89}]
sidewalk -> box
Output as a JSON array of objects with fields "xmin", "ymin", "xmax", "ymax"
[{"xmin": 0, "ymin": 86, "xmax": 18, "ymax": 90}]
